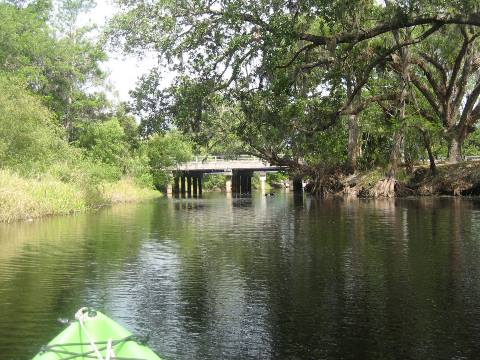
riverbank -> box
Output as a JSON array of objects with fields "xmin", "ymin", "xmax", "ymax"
[
  {"xmin": 335, "ymin": 162, "xmax": 480, "ymax": 198},
  {"xmin": 0, "ymin": 170, "xmax": 160, "ymax": 223}
]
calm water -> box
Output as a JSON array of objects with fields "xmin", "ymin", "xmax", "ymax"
[{"xmin": 1, "ymin": 193, "xmax": 480, "ymax": 359}]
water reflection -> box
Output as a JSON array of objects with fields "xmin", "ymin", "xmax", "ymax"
[{"xmin": 1, "ymin": 195, "xmax": 480, "ymax": 358}]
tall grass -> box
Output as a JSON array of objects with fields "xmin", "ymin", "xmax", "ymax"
[
  {"xmin": 0, "ymin": 170, "xmax": 160, "ymax": 223},
  {"xmin": 101, "ymin": 178, "xmax": 161, "ymax": 204}
]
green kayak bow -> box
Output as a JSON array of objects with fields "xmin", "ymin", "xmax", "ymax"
[{"xmin": 33, "ymin": 308, "xmax": 162, "ymax": 360}]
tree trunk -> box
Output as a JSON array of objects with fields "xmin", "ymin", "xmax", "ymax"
[
  {"xmin": 447, "ymin": 136, "xmax": 463, "ymax": 163},
  {"xmin": 387, "ymin": 30, "xmax": 409, "ymax": 178},
  {"xmin": 423, "ymin": 133, "xmax": 436, "ymax": 174},
  {"xmin": 347, "ymin": 113, "xmax": 361, "ymax": 174},
  {"xmin": 387, "ymin": 130, "xmax": 404, "ymax": 178}
]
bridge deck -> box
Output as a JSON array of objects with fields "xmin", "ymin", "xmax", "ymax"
[{"xmin": 173, "ymin": 155, "xmax": 286, "ymax": 173}]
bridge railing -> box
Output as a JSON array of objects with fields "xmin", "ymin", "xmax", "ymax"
[{"xmin": 190, "ymin": 154, "xmax": 260, "ymax": 163}]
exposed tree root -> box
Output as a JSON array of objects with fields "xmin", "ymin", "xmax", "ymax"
[
  {"xmin": 372, "ymin": 177, "xmax": 397, "ymax": 198},
  {"xmin": 303, "ymin": 163, "xmax": 480, "ymax": 198}
]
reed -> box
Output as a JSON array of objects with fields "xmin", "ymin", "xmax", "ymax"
[{"xmin": 0, "ymin": 170, "xmax": 160, "ymax": 223}]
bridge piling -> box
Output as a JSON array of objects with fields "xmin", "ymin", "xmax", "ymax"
[
  {"xmin": 187, "ymin": 176, "xmax": 192, "ymax": 197},
  {"xmin": 174, "ymin": 176, "xmax": 180, "ymax": 194},
  {"xmin": 290, "ymin": 178, "xmax": 303, "ymax": 192},
  {"xmin": 232, "ymin": 173, "xmax": 236, "ymax": 193},
  {"xmin": 232, "ymin": 171, "xmax": 252, "ymax": 195},
  {"xmin": 233, "ymin": 173, "xmax": 239, "ymax": 193},
  {"xmin": 240, "ymin": 175, "xmax": 245, "ymax": 194},
  {"xmin": 198, "ymin": 174, "xmax": 203, "ymax": 195},
  {"xmin": 245, "ymin": 174, "xmax": 251, "ymax": 193},
  {"xmin": 193, "ymin": 175, "xmax": 198, "ymax": 196},
  {"xmin": 225, "ymin": 175, "xmax": 232, "ymax": 193},
  {"xmin": 258, "ymin": 171, "xmax": 267, "ymax": 193},
  {"xmin": 180, "ymin": 175, "xmax": 186, "ymax": 196}
]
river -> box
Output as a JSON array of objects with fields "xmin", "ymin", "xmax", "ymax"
[{"xmin": 1, "ymin": 192, "xmax": 480, "ymax": 359}]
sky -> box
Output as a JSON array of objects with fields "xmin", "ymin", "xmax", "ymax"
[{"xmin": 79, "ymin": 1, "xmax": 160, "ymax": 103}]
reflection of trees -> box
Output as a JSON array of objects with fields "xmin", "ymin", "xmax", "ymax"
[
  {"xmin": 123, "ymin": 197, "xmax": 480, "ymax": 358},
  {"xmin": 0, "ymin": 203, "xmax": 156, "ymax": 358},
  {"xmin": 5, "ymin": 195, "xmax": 480, "ymax": 359},
  {"xmin": 397, "ymin": 197, "xmax": 480, "ymax": 358}
]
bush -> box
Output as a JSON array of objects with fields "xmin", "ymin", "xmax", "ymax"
[
  {"xmin": 0, "ymin": 73, "xmax": 69, "ymax": 174},
  {"xmin": 203, "ymin": 174, "xmax": 226, "ymax": 191},
  {"xmin": 77, "ymin": 118, "xmax": 129, "ymax": 169},
  {"xmin": 267, "ymin": 172, "xmax": 288, "ymax": 187},
  {"xmin": 147, "ymin": 132, "xmax": 193, "ymax": 189}
]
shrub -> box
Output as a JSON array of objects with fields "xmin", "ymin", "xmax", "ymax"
[
  {"xmin": 203, "ymin": 174, "xmax": 226, "ymax": 191},
  {"xmin": 147, "ymin": 132, "xmax": 193, "ymax": 189},
  {"xmin": 0, "ymin": 72, "xmax": 69, "ymax": 174},
  {"xmin": 77, "ymin": 118, "xmax": 129, "ymax": 169}
]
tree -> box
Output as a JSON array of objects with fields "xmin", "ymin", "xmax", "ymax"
[
  {"xmin": 0, "ymin": 1, "xmax": 107, "ymax": 140},
  {"xmin": 109, "ymin": 0, "xmax": 480, "ymax": 194},
  {"xmin": 77, "ymin": 118, "xmax": 129, "ymax": 170},
  {"xmin": 0, "ymin": 72, "xmax": 69, "ymax": 173},
  {"xmin": 146, "ymin": 132, "xmax": 193, "ymax": 189},
  {"xmin": 409, "ymin": 25, "xmax": 480, "ymax": 163}
]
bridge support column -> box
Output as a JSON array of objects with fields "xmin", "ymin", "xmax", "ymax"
[
  {"xmin": 180, "ymin": 175, "xmax": 186, "ymax": 195},
  {"xmin": 187, "ymin": 176, "xmax": 192, "ymax": 197},
  {"xmin": 225, "ymin": 172, "xmax": 232, "ymax": 193},
  {"xmin": 167, "ymin": 183, "xmax": 173, "ymax": 195},
  {"xmin": 198, "ymin": 174, "xmax": 203, "ymax": 196},
  {"xmin": 232, "ymin": 172, "xmax": 239, "ymax": 194},
  {"xmin": 258, "ymin": 171, "xmax": 267, "ymax": 193},
  {"xmin": 192, "ymin": 175, "xmax": 198, "ymax": 196},
  {"xmin": 290, "ymin": 178, "xmax": 303, "ymax": 192},
  {"xmin": 174, "ymin": 175, "xmax": 180, "ymax": 194}
]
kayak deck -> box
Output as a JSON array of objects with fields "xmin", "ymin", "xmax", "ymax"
[{"xmin": 33, "ymin": 308, "xmax": 161, "ymax": 360}]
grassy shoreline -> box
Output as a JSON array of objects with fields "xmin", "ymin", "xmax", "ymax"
[{"xmin": 0, "ymin": 170, "xmax": 161, "ymax": 223}]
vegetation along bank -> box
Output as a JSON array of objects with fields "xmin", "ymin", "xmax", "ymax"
[
  {"xmin": 106, "ymin": 1, "xmax": 480, "ymax": 197},
  {"xmin": 0, "ymin": 2, "xmax": 191, "ymax": 222},
  {"xmin": 3, "ymin": 0, "xmax": 480, "ymax": 223}
]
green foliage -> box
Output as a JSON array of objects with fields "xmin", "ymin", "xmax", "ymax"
[
  {"xmin": 0, "ymin": 2, "xmax": 52, "ymax": 79},
  {"xmin": 463, "ymin": 128, "xmax": 480, "ymax": 156},
  {"xmin": 267, "ymin": 172, "xmax": 288, "ymax": 187},
  {"xmin": 77, "ymin": 118, "xmax": 128, "ymax": 169},
  {"xmin": 146, "ymin": 132, "xmax": 193, "ymax": 189},
  {"xmin": 109, "ymin": 0, "xmax": 480, "ymax": 183},
  {"xmin": 0, "ymin": 1, "xmax": 107, "ymax": 139},
  {"xmin": 0, "ymin": 72, "xmax": 69, "ymax": 173},
  {"xmin": 202, "ymin": 175, "xmax": 226, "ymax": 191},
  {"xmin": 0, "ymin": 2, "xmax": 163, "ymax": 222}
]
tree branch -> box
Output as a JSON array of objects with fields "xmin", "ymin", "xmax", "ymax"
[
  {"xmin": 410, "ymin": 73, "xmax": 442, "ymax": 119},
  {"xmin": 344, "ymin": 24, "xmax": 441, "ymax": 113},
  {"xmin": 278, "ymin": 43, "xmax": 317, "ymax": 68},
  {"xmin": 299, "ymin": 13, "xmax": 480, "ymax": 48},
  {"xmin": 460, "ymin": 80, "xmax": 480, "ymax": 126},
  {"xmin": 419, "ymin": 52, "xmax": 448, "ymax": 86},
  {"xmin": 344, "ymin": 93, "xmax": 399, "ymax": 115},
  {"xmin": 446, "ymin": 29, "xmax": 470, "ymax": 100},
  {"xmin": 411, "ymin": 57, "xmax": 444, "ymax": 100}
]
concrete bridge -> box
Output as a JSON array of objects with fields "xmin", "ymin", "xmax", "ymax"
[{"xmin": 169, "ymin": 155, "xmax": 302, "ymax": 196}]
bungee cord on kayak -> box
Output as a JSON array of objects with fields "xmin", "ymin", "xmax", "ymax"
[
  {"xmin": 33, "ymin": 308, "xmax": 161, "ymax": 360},
  {"xmin": 76, "ymin": 308, "xmax": 106, "ymax": 360},
  {"xmin": 38, "ymin": 335, "xmax": 148, "ymax": 360}
]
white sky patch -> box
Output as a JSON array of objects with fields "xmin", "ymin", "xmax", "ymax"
[{"xmin": 78, "ymin": 0, "xmax": 165, "ymax": 103}]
